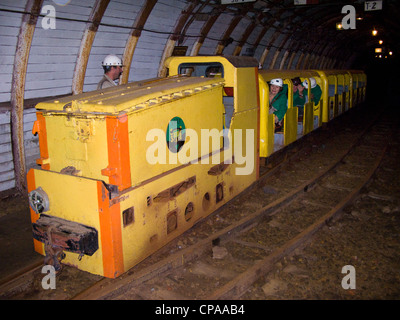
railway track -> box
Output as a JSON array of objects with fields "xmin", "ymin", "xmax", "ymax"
[
  {"xmin": 0, "ymin": 104, "xmax": 397, "ymax": 300},
  {"xmin": 73, "ymin": 105, "xmax": 394, "ymax": 300}
]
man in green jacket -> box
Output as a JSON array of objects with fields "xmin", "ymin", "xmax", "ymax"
[
  {"xmin": 303, "ymin": 77, "xmax": 322, "ymax": 106},
  {"xmin": 269, "ymin": 78, "xmax": 288, "ymax": 132},
  {"xmin": 292, "ymin": 77, "xmax": 306, "ymax": 117}
]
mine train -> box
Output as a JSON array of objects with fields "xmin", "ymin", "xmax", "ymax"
[{"xmin": 27, "ymin": 56, "xmax": 366, "ymax": 278}]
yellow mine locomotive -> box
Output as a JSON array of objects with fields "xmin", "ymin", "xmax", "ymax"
[{"xmin": 27, "ymin": 56, "xmax": 366, "ymax": 278}]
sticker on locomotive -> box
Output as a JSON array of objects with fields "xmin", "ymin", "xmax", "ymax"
[{"xmin": 166, "ymin": 116, "xmax": 186, "ymax": 153}]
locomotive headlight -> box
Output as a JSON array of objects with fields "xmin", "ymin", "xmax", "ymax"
[{"xmin": 29, "ymin": 187, "xmax": 50, "ymax": 214}]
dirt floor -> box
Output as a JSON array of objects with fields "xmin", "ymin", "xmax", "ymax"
[
  {"xmin": 241, "ymin": 137, "xmax": 400, "ymax": 299},
  {"xmin": 0, "ymin": 194, "xmax": 42, "ymax": 277}
]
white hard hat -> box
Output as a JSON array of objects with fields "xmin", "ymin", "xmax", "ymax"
[
  {"xmin": 102, "ymin": 54, "xmax": 122, "ymax": 67},
  {"xmin": 303, "ymin": 77, "xmax": 317, "ymax": 89},
  {"xmin": 270, "ymin": 78, "xmax": 283, "ymax": 87}
]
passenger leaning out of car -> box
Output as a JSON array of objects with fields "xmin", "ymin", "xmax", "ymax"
[
  {"xmin": 303, "ymin": 77, "xmax": 322, "ymax": 106},
  {"xmin": 292, "ymin": 77, "xmax": 306, "ymax": 120},
  {"xmin": 269, "ymin": 78, "xmax": 288, "ymax": 132}
]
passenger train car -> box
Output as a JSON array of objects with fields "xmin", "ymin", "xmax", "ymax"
[{"xmin": 27, "ymin": 56, "xmax": 366, "ymax": 278}]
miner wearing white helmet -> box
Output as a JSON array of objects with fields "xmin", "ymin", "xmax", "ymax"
[
  {"xmin": 302, "ymin": 77, "xmax": 322, "ymax": 105},
  {"xmin": 269, "ymin": 78, "xmax": 288, "ymax": 132},
  {"xmin": 97, "ymin": 54, "xmax": 124, "ymax": 90}
]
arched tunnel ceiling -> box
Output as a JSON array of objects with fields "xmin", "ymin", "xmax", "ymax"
[{"xmin": 0, "ymin": 0, "xmax": 399, "ymax": 104}]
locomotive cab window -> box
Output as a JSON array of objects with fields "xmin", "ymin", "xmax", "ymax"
[{"xmin": 178, "ymin": 62, "xmax": 224, "ymax": 78}]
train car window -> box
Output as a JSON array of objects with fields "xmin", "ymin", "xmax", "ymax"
[
  {"xmin": 178, "ymin": 62, "xmax": 224, "ymax": 78},
  {"xmin": 180, "ymin": 67, "xmax": 194, "ymax": 76},
  {"xmin": 205, "ymin": 66, "xmax": 222, "ymax": 78},
  {"xmin": 328, "ymin": 84, "xmax": 336, "ymax": 96}
]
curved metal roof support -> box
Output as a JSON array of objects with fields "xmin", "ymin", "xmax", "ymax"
[
  {"xmin": 287, "ymin": 43, "xmax": 302, "ymax": 70},
  {"xmin": 324, "ymin": 57, "xmax": 334, "ymax": 69},
  {"xmin": 295, "ymin": 51, "xmax": 305, "ymax": 69},
  {"xmin": 325, "ymin": 41, "xmax": 344, "ymax": 69},
  {"xmin": 215, "ymin": 6, "xmax": 251, "ymax": 55},
  {"xmin": 269, "ymin": 49, "xmax": 281, "ymax": 69},
  {"xmin": 309, "ymin": 41, "xmax": 326, "ymax": 68},
  {"xmin": 252, "ymin": 26, "xmax": 267, "ymax": 59},
  {"xmin": 259, "ymin": 29, "xmax": 280, "ymax": 67},
  {"xmin": 279, "ymin": 49, "xmax": 290, "ymax": 70},
  {"xmin": 320, "ymin": 52, "xmax": 331, "ymax": 69},
  {"xmin": 10, "ymin": 0, "xmax": 43, "ymax": 194},
  {"xmin": 249, "ymin": 1, "xmax": 286, "ymax": 59},
  {"xmin": 120, "ymin": 0, "xmax": 158, "ymax": 84},
  {"xmin": 282, "ymin": 39, "xmax": 300, "ymax": 70},
  {"xmin": 190, "ymin": 9, "xmax": 221, "ymax": 56},
  {"xmin": 319, "ymin": 55, "xmax": 328, "ymax": 69},
  {"xmin": 301, "ymin": 52, "xmax": 311, "ymax": 69},
  {"xmin": 259, "ymin": 47, "xmax": 270, "ymax": 68},
  {"xmin": 303, "ymin": 40, "xmax": 320, "ymax": 69},
  {"xmin": 215, "ymin": 15, "xmax": 242, "ymax": 55},
  {"xmin": 269, "ymin": 33, "xmax": 290, "ymax": 69},
  {"xmin": 317, "ymin": 42, "xmax": 336, "ymax": 69},
  {"xmin": 72, "ymin": 0, "xmax": 110, "ymax": 95},
  {"xmin": 305, "ymin": 54, "xmax": 315, "ymax": 69},
  {"xmin": 232, "ymin": 13, "xmax": 262, "ymax": 56},
  {"xmin": 287, "ymin": 52, "xmax": 297, "ymax": 69},
  {"xmin": 329, "ymin": 57, "xmax": 337, "ymax": 69},
  {"xmin": 318, "ymin": 54, "xmax": 329, "ymax": 69},
  {"xmin": 342, "ymin": 50, "xmax": 356, "ymax": 69},
  {"xmin": 158, "ymin": 1, "xmax": 199, "ymax": 77}
]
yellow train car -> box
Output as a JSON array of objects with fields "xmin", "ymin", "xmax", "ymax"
[
  {"xmin": 28, "ymin": 56, "xmax": 259, "ymax": 278},
  {"xmin": 314, "ymin": 70, "xmax": 366, "ymax": 122},
  {"xmin": 258, "ymin": 70, "xmax": 324, "ymax": 157},
  {"xmin": 27, "ymin": 55, "xmax": 366, "ymax": 278}
]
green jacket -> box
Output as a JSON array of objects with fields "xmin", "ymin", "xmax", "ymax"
[
  {"xmin": 270, "ymin": 84, "xmax": 288, "ymax": 121},
  {"xmin": 293, "ymin": 89, "xmax": 306, "ymax": 106},
  {"xmin": 304, "ymin": 85, "xmax": 322, "ymax": 105}
]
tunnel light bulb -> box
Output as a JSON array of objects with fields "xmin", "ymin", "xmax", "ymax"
[{"xmin": 372, "ymin": 29, "xmax": 378, "ymax": 36}]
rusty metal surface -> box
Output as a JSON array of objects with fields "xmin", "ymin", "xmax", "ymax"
[
  {"xmin": 120, "ymin": 0, "xmax": 157, "ymax": 84},
  {"xmin": 72, "ymin": 0, "xmax": 110, "ymax": 95},
  {"xmin": 10, "ymin": 0, "xmax": 44, "ymax": 194},
  {"xmin": 158, "ymin": 1, "xmax": 199, "ymax": 77}
]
